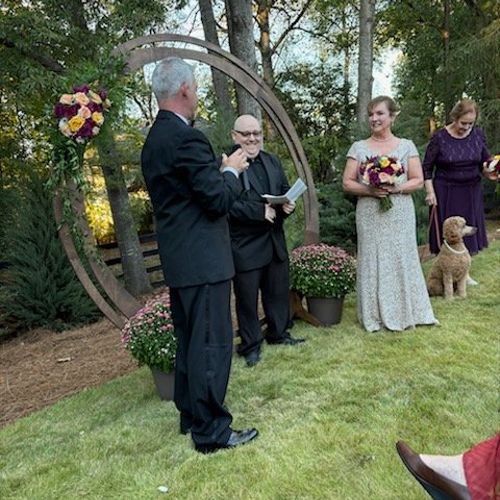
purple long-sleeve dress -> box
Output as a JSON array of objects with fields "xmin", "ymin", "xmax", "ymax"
[{"xmin": 422, "ymin": 127, "xmax": 490, "ymax": 254}]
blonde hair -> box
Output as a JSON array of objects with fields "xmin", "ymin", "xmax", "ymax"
[
  {"xmin": 367, "ymin": 95, "xmax": 399, "ymax": 116},
  {"xmin": 449, "ymin": 99, "xmax": 479, "ymax": 121}
]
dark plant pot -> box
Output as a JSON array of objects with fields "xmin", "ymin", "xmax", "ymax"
[
  {"xmin": 306, "ymin": 296, "xmax": 344, "ymax": 326},
  {"xmin": 150, "ymin": 367, "xmax": 175, "ymax": 401}
]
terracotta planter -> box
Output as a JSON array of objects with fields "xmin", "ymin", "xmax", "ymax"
[
  {"xmin": 150, "ymin": 367, "xmax": 175, "ymax": 401},
  {"xmin": 306, "ymin": 296, "xmax": 344, "ymax": 326}
]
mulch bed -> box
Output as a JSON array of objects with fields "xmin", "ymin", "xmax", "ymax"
[{"xmin": 0, "ymin": 319, "xmax": 137, "ymax": 427}]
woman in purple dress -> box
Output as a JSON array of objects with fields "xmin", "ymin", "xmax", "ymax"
[{"xmin": 423, "ymin": 99, "xmax": 491, "ymax": 263}]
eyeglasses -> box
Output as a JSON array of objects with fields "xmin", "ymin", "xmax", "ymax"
[{"xmin": 233, "ymin": 129, "xmax": 262, "ymax": 138}]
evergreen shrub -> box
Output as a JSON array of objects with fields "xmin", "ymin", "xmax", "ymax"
[
  {"xmin": 317, "ymin": 182, "xmax": 357, "ymax": 254},
  {"xmin": 3, "ymin": 174, "xmax": 100, "ymax": 331}
]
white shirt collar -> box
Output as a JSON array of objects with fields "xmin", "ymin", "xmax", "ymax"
[{"xmin": 173, "ymin": 112, "xmax": 189, "ymax": 126}]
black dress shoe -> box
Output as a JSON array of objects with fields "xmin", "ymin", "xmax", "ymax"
[
  {"xmin": 396, "ymin": 441, "xmax": 471, "ymax": 500},
  {"xmin": 245, "ymin": 350, "xmax": 261, "ymax": 367},
  {"xmin": 267, "ymin": 334, "xmax": 305, "ymax": 346},
  {"xmin": 195, "ymin": 428, "xmax": 259, "ymax": 454}
]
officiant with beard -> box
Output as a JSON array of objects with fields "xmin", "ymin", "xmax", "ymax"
[{"xmin": 228, "ymin": 115, "xmax": 305, "ymax": 368}]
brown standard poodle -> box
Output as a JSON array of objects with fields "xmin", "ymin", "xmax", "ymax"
[{"xmin": 427, "ymin": 216, "xmax": 477, "ymax": 299}]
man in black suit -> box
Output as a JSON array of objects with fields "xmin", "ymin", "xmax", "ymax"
[
  {"xmin": 228, "ymin": 115, "xmax": 305, "ymax": 368},
  {"xmin": 141, "ymin": 58, "xmax": 258, "ymax": 453}
]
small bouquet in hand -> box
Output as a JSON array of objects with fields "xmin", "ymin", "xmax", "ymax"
[
  {"xmin": 359, "ymin": 155, "xmax": 405, "ymax": 212},
  {"xmin": 485, "ymin": 154, "xmax": 500, "ymax": 194},
  {"xmin": 485, "ymin": 155, "xmax": 500, "ymax": 175}
]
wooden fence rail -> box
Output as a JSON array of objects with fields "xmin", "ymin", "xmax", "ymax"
[{"xmin": 0, "ymin": 233, "xmax": 164, "ymax": 288}]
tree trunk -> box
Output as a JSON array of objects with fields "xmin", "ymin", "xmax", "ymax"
[
  {"xmin": 342, "ymin": 8, "xmax": 352, "ymax": 137},
  {"xmin": 255, "ymin": 0, "xmax": 276, "ymax": 138},
  {"xmin": 97, "ymin": 134, "xmax": 152, "ymax": 297},
  {"xmin": 255, "ymin": 0, "xmax": 275, "ymax": 90},
  {"xmin": 356, "ymin": 0, "xmax": 376, "ymax": 126},
  {"xmin": 442, "ymin": 0, "xmax": 452, "ymax": 118},
  {"xmin": 198, "ymin": 0, "xmax": 234, "ymax": 120},
  {"xmin": 225, "ymin": 0, "xmax": 262, "ymax": 119}
]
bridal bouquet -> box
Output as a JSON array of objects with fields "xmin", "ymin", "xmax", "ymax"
[
  {"xmin": 54, "ymin": 85, "xmax": 111, "ymax": 143},
  {"xmin": 359, "ymin": 155, "xmax": 405, "ymax": 211}
]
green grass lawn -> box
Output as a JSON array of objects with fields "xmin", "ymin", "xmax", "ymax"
[{"xmin": 1, "ymin": 241, "xmax": 499, "ymax": 499}]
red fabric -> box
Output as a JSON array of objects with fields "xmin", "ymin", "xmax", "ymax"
[{"xmin": 463, "ymin": 434, "xmax": 500, "ymax": 500}]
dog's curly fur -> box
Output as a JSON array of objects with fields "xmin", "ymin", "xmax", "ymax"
[{"xmin": 427, "ymin": 216, "xmax": 476, "ymax": 299}]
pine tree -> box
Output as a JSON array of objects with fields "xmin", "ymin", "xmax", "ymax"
[{"xmin": 3, "ymin": 175, "xmax": 100, "ymax": 331}]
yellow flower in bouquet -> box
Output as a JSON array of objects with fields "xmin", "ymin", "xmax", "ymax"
[
  {"xmin": 88, "ymin": 90, "xmax": 102, "ymax": 104},
  {"xmin": 91, "ymin": 111, "xmax": 104, "ymax": 126},
  {"xmin": 68, "ymin": 115, "xmax": 85, "ymax": 133}
]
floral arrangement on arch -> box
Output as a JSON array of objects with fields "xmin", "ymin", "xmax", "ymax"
[
  {"xmin": 290, "ymin": 243, "xmax": 356, "ymax": 298},
  {"xmin": 54, "ymin": 85, "xmax": 111, "ymax": 143},
  {"xmin": 48, "ymin": 84, "xmax": 111, "ymax": 193},
  {"xmin": 121, "ymin": 291, "xmax": 177, "ymax": 373},
  {"xmin": 359, "ymin": 155, "xmax": 405, "ymax": 211}
]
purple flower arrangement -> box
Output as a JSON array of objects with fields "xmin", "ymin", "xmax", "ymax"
[
  {"xmin": 54, "ymin": 85, "xmax": 111, "ymax": 143},
  {"xmin": 359, "ymin": 155, "xmax": 405, "ymax": 211},
  {"xmin": 121, "ymin": 291, "xmax": 177, "ymax": 373},
  {"xmin": 290, "ymin": 244, "xmax": 356, "ymax": 298}
]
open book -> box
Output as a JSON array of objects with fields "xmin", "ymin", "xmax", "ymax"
[{"xmin": 261, "ymin": 178, "xmax": 308, "ymax": 205}]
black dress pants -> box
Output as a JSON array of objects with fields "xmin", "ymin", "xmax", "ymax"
[
  {"xmin": 170, "ymin": 280, "xmax": 233, "ymax": 448},
  {"xmin": 234, "ymin": 256, "xmax": 290, "ymax": 356}
]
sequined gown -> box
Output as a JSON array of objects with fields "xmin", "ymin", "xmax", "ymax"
[{"xmin": 347, "ymin": 139, "xmax": 438, "ymax": 332}]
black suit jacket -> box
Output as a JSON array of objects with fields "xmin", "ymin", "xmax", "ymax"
[
  {"xmin": 229, "ymin": 151, "xmax": 290, "ymax": 272},
  {"xmin": 141, "ymin": 110, "xmax": 242, "ymax": 288}
]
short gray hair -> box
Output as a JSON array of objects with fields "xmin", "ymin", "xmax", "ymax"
[{"xmin": 151, "ymin": 57, "xmax": 195, "ymax": 101}]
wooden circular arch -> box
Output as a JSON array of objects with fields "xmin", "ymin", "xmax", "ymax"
[{"xmin": 54, "ymin": 33, "xmax": 320, "ymax": 329}]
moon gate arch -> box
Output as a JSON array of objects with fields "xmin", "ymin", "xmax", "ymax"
[{"xmin": 54, "ymin": 33, "xmax": 320, "ymax": 329}]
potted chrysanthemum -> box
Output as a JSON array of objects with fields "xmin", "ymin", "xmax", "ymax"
[
  {"xmin": 121, "ymin": 290, "xmax": 177, "ymax": 400},
  {"xmin": 290, "ymin": 243, "xmax": 356, "ymax": 325}
]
